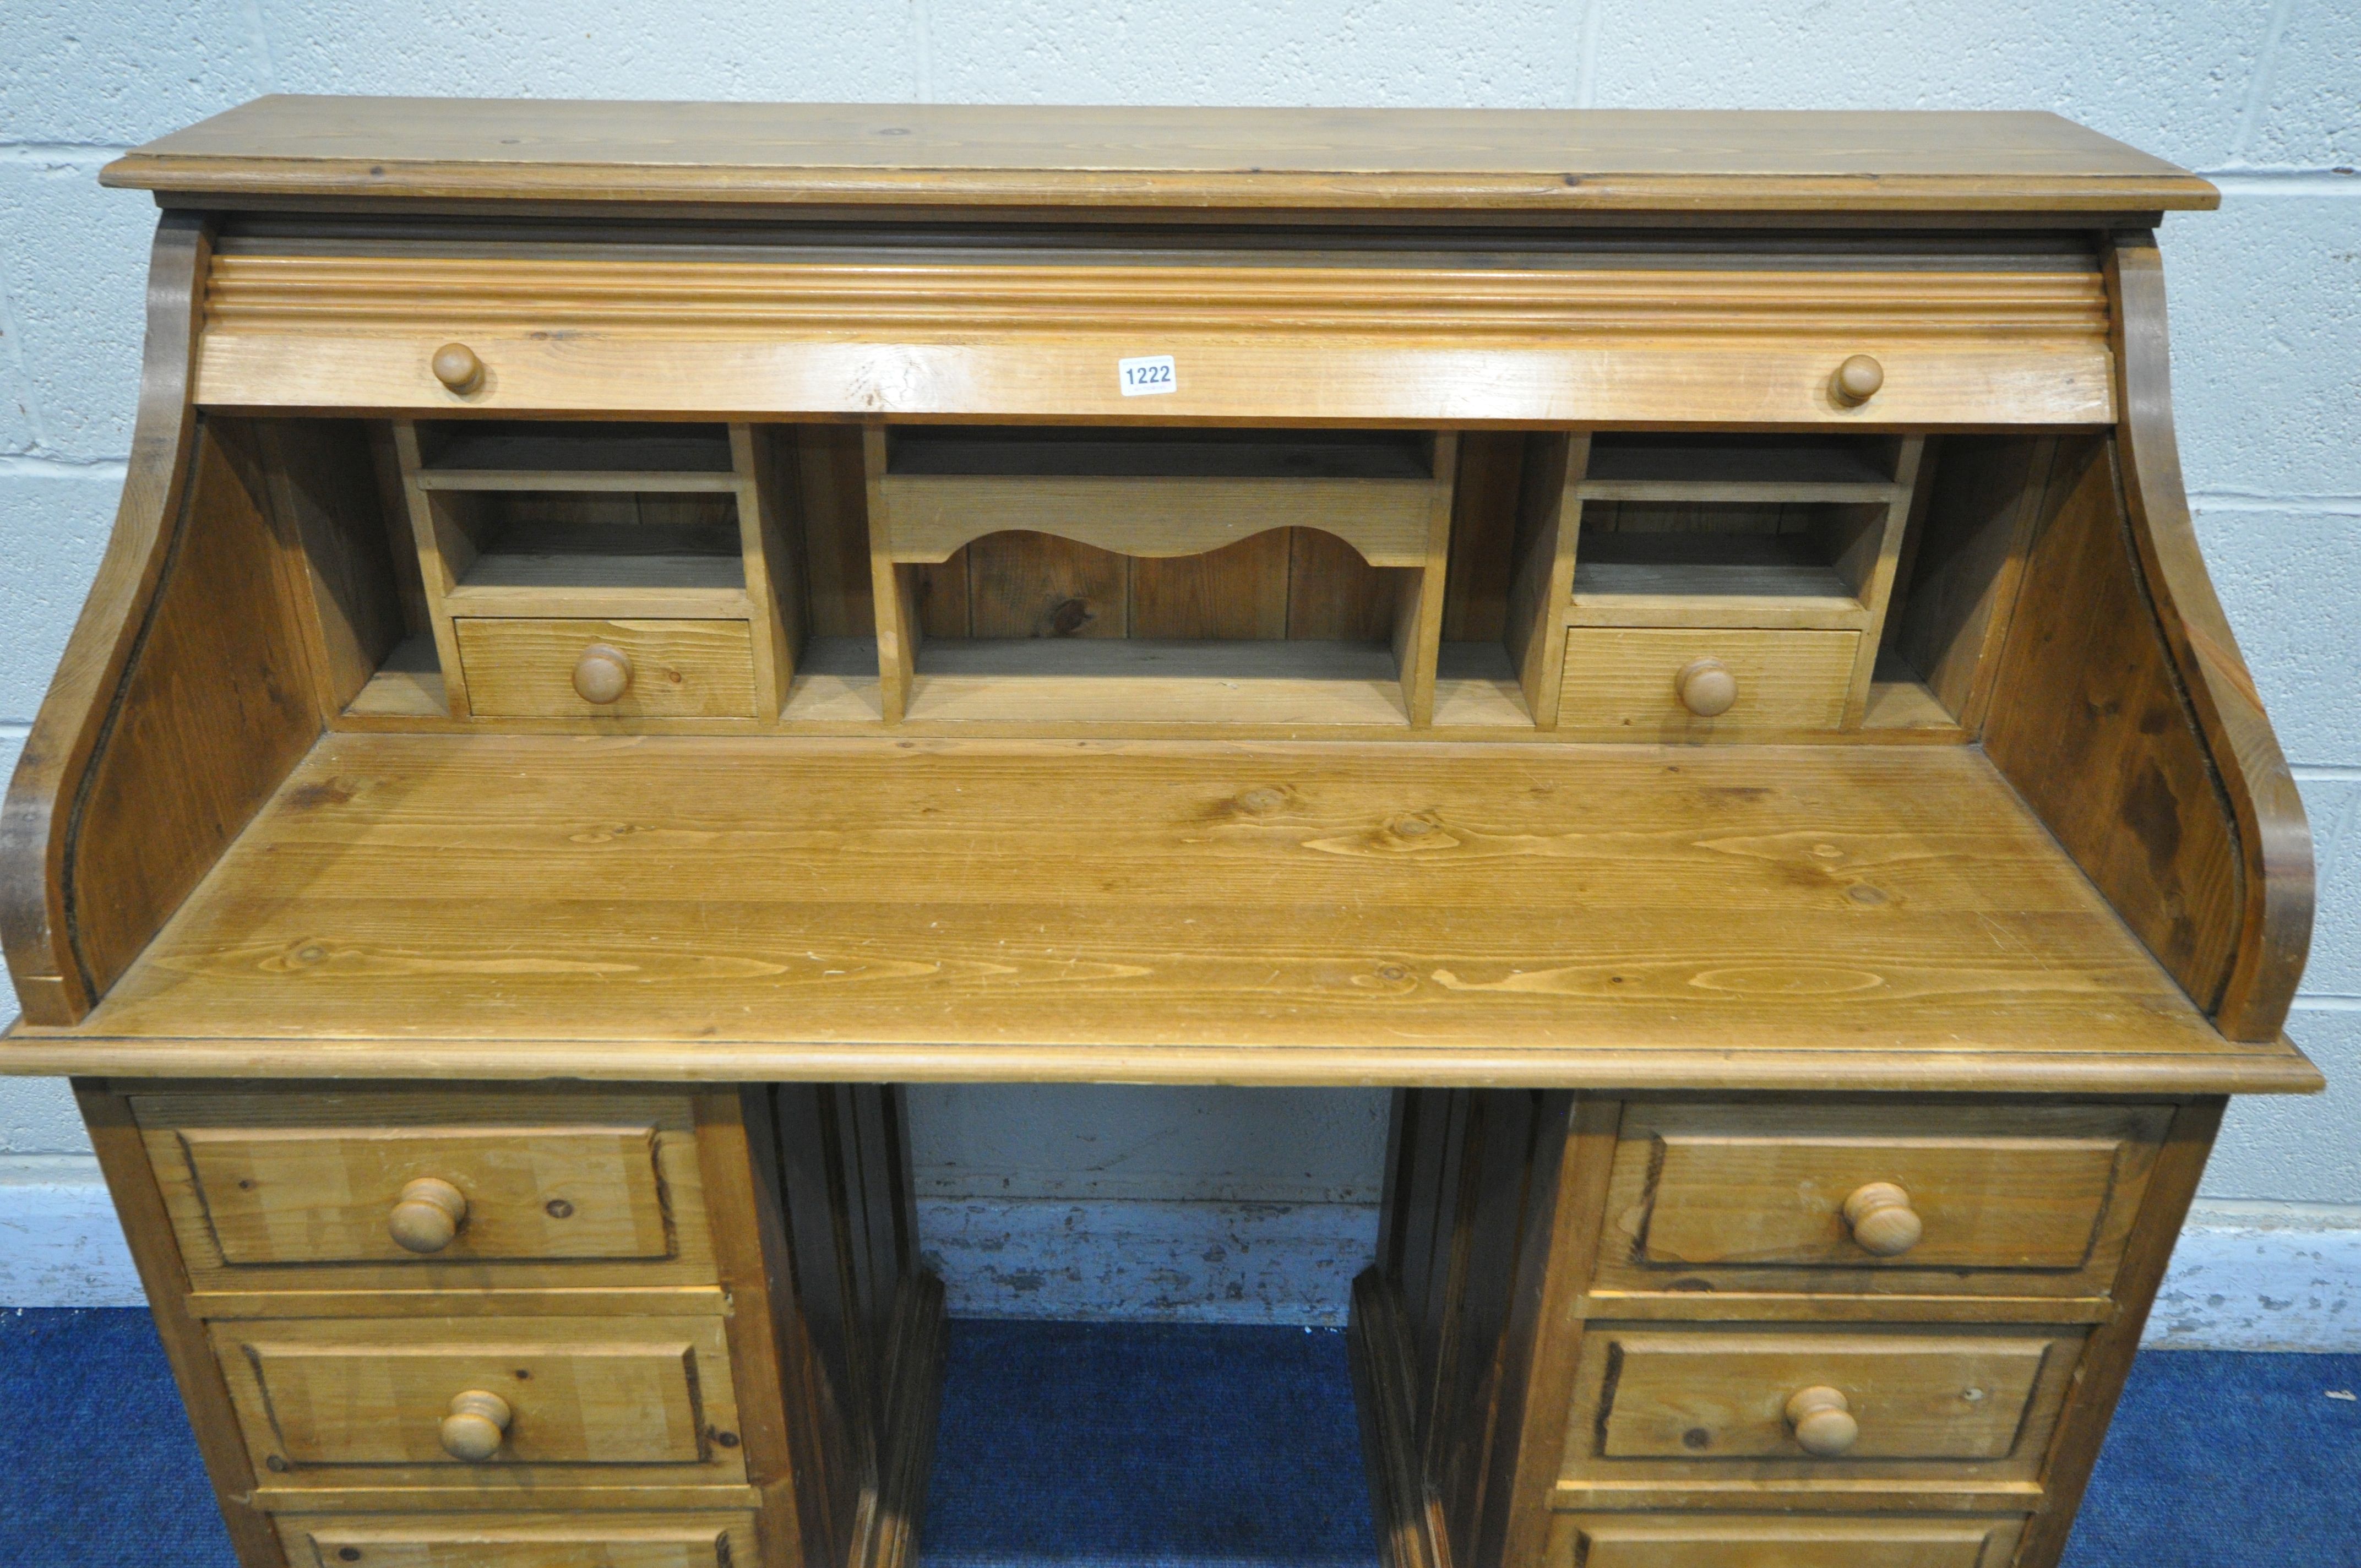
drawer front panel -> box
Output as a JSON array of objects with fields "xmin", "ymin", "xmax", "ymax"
[
  {"xmin": 193, "ymin": 254, "xmax": 2117, "ymax": 426},
  {"xmin": 456, "ymin": 618, "xmax": 755, "ymax": 718},
  {"xmin": 282, "ymin": 1512, "xmax": 757, "ymax": 1568},
  {"xmin": 1559, "ymin": 1324, "xmax": 2080, "ymax": 1489},
  {"xmin": 135, "ymin": 1087, "xmax": 717, "ymax": 1294},
  {"xmin": 1548, "ymin": 1514, "xmax": 2023, "ymax": 1568},
  {"xmin": 1594, "ymin": 1102, "xmax": 2169, "ymax": 1301},
  {"xmin": 180, "ymin": 1126, "xmax": 673, "ymax": 1265},
  {"xmin": 1557, "ymin": 628, "xmax": 1858, "ymax": 734},
  {"xmin": 216, "ymin": 1316, "xmax": 743, "ymax": 1482},
  {"xmin": 1598, "ymin": 1332, "xmax": 2047, "ymax": 1460}
]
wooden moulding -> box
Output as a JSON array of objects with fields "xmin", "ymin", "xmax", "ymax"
[
  {"xmin": 101, "ymin": 101, "xmax": 2219, "ymax": 215},
  {"xmin": 1350, "ymin": 1268, "xmax": 1451, "ymax": 1568},
  {"xmin": 1982, "ymin": 233, "xmax": 2313, "ymax": 1043}
]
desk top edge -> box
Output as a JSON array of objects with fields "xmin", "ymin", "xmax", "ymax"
[{"xmin": 100, "ymin": 99, "xmax": 2221, "ymax": 215}]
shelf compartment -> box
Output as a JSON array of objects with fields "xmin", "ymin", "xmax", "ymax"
[
  {"xmin": 1505, "ymin": 433, "xmax": 1926, "ymax": 731},
  {"xmin": 1568, "ymin": 527, "xmax": 1872, "ymax": 630},
  {"xmin": 1580, "ymin": 433, "xmax": 1907, "ymax": 498},
  {"xmin": 906, "ymin": 638, "xmax": 1410, "ymax": 726},
  {"xmin": 865, "ymin": 426, "xmax": 1459, "ymax": 727},
  {"xmin": 411, "ymin": 420, "xmax": 737, "ymax": 489},
  {"xmin": 394, "ymin": 421, "xmax": 802, "ymax": 721},
  {"xmin": 435, "ymin": 493, "xmax": 751, "ymax": 619},
  {"xmin": 344, "ymin": 632, "xmax": 446, "ymax": 719},
  {"xmin": 886, "ymin": 427, "xmax": 1432, "ymax": 480},
  {"xmin": 874, "ymin": 428, "xmax": 1441, "ymax": 570}
]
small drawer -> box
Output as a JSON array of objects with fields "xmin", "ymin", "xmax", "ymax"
[
  {"xmin": 455, "ymin": 617, "xmax": 755, "ymax": 718},
  {"xmin": 1557, "ymin": 627, "xmax": 1858, "ymax": 733},
  {"xmin": 1558, "ymin": 1323, "xmax": 2080, "ymax": 1488},
  {"xmin": 1546, "ymin": 1513, "xmax": 2024, "ymax": 1568},
  {"xmin": 280, "ymin": 1511, "xmax": 760, "ymax": 1567},
  {"xmin": 1592, "ymin": 1101, "xmax": 2169, "ymax": 1302},
  {"xmin": 133, "ymin": 1086, "xmax": 717, "ymax": 1294},
  {"xmin": 174, "ymin": 1124, "xmax": 676, "ymax": 1266},
  {"xmin": 216, "ymin": 1315, "xmax": 744, "ymax": 1485}
]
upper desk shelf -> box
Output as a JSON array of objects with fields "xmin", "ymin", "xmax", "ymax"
[{"xmin": 0, "ymin": 100, "xmax": 2314, "ymax": 1079}]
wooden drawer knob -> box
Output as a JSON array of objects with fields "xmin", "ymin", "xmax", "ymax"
[
  {"xmin": 1832, "ymin": 353, "xmax": 1884, "ymax": 406},
  {"xmin": 573, "ymin": 643, "xmax": 634, "ymax": 704},
  {"xmin": 1675, "ymin": 657, "xmax": 1738, "ymax": 718},
  {"xmin": 431, "ymin": 342, "xmax": 485, "ymax": 395},
  {"xmin": 1842, "ymin": 1181, "xmax": 1924, "ymax": 1256},
  {"xmin": 438, "ymin": 1389, "xmax": 513, "ymax": 1462},
  {"xmin": 388, "ymin": 1176, "xmax": 469, "ymax": 1254},
  {"xmin": 1785, "ymin": 1385, "xmax": 1859, "ymax": 1456}
]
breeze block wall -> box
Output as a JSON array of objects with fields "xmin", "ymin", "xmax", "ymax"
[{"xmin": 2, "ymin": 0, "xmax": 2355, "ymax": 1343}]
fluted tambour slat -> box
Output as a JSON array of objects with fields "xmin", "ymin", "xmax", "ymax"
[{"xmin": 204, "ymin": 257, "xmax": 2109, "ymax": 338}]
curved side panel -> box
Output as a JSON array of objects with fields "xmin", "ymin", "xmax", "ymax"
[
  {"xmin": 2, "ymin": 213, "xmax": 327, "ymax": 1025},
  {"xmin": 2107, "ymin": 233, "xmax": 2313, "ymax": 1041},
  {"xmin": 1984, "ymin": 237, "xmax": 2313, "ymax": 1044},
  {"xmin": 1, "ymin": 215, "xmax": 211, "ymax": 1023},
  {"xmin": 1983, "ymin": 438, "xmax": 2246, "ymax": 1019}
]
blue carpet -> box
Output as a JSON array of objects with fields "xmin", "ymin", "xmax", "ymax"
[{"xmin": 1, "ymin": 1308, "xmax": 2354, "ymax": 1567}]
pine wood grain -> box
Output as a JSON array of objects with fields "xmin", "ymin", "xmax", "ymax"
[
  {"xmin": 132, "ymin": 1084, "xmax": 719, "ymax": 1298},
  {"xmin": 1590, "ymin": 1102, "xmax": 2167, "ymax": 1301},
  {"xmin": 1557, "ymin": 628, "xmax": 1859, "ymax": 735},
  {"xmin": 211, "ymin": 1314, "xmax": 743, "ymax": 1483},
  {"xmin": 6, "ymin": 734, "xmax": 2318, "ymax": 1095},
  {"xmin": 874, "ymin": 475, "xmax": 1438, "ymax": 568},
  {"xmin": 1557, "ymin": 1321, "xmax": 2083, "ymax": 1498},
  {"xmin": 2, "ymin": 217, "xmax": 214, "ymax": 1023},
  {"xmin": 105, "ymin": 101, "xmax": 2216, "ymax": 214},
  {"xmin": 1983, "ymin": 438, "xmax": 2245, "ymax": 1023},
  {"xmin": 455, "ymin": 618, "xmax": 757, "ymax": 720},
  {"xmin": 2102, "ymin": 235, "xmax": 2311, "ymax": 1042}
]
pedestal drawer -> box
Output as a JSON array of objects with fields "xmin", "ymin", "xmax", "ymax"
[
  {"xmin": 1558, "ymin": 1323, "xmax": 2080, "ymax": 1493},
  {"xmin": 214, "ymin": 1315, "xmax": 746, "ymax": 1487},
  {"xmin": 133, "ymin": 1086, "xmax": 717, "ymax": 1295},
  {"xmin": 177, "ymin": 1125, "xmax": 676, "ymax": 1266},
  {"xmin": 279, "ymin": 1512, "xmax": 760, "ymax": 1567},
  {"xmin": 1546, "ymin": 1514, "xmax": 2024, "ymax": 1568},
  {"xmin": 1593, "ymin": 1101, "xmax": 2170, "ymax": 1302}
]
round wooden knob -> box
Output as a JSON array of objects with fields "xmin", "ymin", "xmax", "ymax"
[
  {"xmin": 438, "ymin": 1390, "xmax": 512, "ymax": 1462},
  {"xmin": 387, "ymin": 1177, "xmax": 468, "ymax": 1254},
  {"xmin": 431, "ymin": 342, "xmax": 485, "ymax": 395},
  {"xmin": 1842, "ymin": 1182, "xmax": 1924, "ymax": 1257},
  {"xmin": 1675, "ymin": 657, "xmax": 1738, "ymax": 718},
  {"xmin": 572, "ymin": 644, "xmax": 634, "ymax": 704},
  {"xmin": 1785, "ymin": 1386, "xmax": 1859, "ymax": 1457},
  {"xmin": 1832, "ymin": 353, "xmax": 1884, "ymax": 406}
]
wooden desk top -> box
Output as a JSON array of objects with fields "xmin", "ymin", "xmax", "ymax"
[
  {"xmin": 100, "ymin": 99, "xmax": 2216, "ymax": 217},
  {"xmin": 4, "ymin": 734, "xmax": 2312, "ymax": 1094}
]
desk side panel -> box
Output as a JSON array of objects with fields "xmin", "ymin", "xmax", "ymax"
[
  {"xmin": 2, "ymin": 215, "xmax": 326, "ymax": 1025},
  {"xmin": 1983, "ymin": 235, "xmax": 2313, "ymax": 1042}
]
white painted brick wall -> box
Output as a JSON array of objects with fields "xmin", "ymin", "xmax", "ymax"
[{"xmin": 1, "ymin": 2, "xmax": 2355, "ymax": 1341}]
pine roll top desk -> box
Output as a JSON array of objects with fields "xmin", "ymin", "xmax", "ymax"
[{"xmin": 0, "ymin": 100, "xmax": 2324, "ymax": 1568}]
